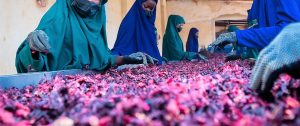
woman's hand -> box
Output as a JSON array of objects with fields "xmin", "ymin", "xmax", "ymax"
[
  {"xmin": 27, "ymin": 30, "xmax": 51, "ymax": 53},
  {"xmin": 250, "ymin": 23, "xmax": 300, "ymax": 93},
  {"xmin": 209, "ymin": 32, "xmax": 237, "ymax": 52},
  {"xmin": 115, "ymin": 52, "xmax": 158, "ymax": 66}
]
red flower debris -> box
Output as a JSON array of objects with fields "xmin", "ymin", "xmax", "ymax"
[{"xmin": 0, "ymin": 54, "xmax": 299, "ymax": 126}]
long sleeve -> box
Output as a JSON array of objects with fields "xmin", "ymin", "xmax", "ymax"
[
  {"xmin": 236, "ymin": 0, "xmax": 300, "ymax": 49},
  {"xmin": 163, "ymin": 35, "xmax": 197, "ymax": 61},
  {"xmin": 185, "ymin": 52, "xmax": 198, "ymax": 60},
  {"xmin": 236, "ymin": 26, "xmax": 282, "ymax": 49},
  {"xmin": 16, "ymin": 43, "xmax": 46, "ymax": 73}
]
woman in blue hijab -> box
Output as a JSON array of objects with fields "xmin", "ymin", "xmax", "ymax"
[
  {"xmin": 186, "ymin": 28, "xmax": 199, "ymax": 53},
  {"xmin": 111, "ymin": 0, "xmax": 162, "ymax": 64},
  {"xmin": 210, "ymin": 0, "xmax": 300, "ymax": 51}
]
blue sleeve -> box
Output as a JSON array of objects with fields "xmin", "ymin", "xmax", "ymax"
[
  {"xmin": 236, "ymin": 0, "xmax": 300, "ymax": 49},
  {"xmin": 236, "ymin": 26, "xmax": 282, "ymax": 49}
]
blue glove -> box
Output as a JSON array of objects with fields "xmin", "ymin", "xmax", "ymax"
[
  {"xmin": 197, "ymin": 54, "xmax": 208, "ymax": 62},
  {"xmin": 250, "ymin": 23, "xmax": 300, "ymax": 93},
  {"xmin": 209, "ymin": 32, "xmax": 237, "ymax": 52}
]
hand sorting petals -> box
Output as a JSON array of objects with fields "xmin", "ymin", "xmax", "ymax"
[
  {"xmin": 250, "ymin": 23, "xmax": 300, "ymax": 93},
  {"xmin": 1, "ymin": 54, "xmax": 299, "ymax": 125},
  {"xmin": 209, "ymin": 32, "xmax": 237, "ymax": 53}
]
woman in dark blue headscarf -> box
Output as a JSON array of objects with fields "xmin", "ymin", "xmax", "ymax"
[
  {"xmin": 186, "ymin": 28, "xmax": 199, "ymax": 53},
  {"xmin": 111, "ymin": 0, "xmax": 162, "ymax": 64}
]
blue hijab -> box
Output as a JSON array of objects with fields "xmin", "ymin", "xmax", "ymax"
[
  {"xmin": 236, "ymin": 0, "xmax": 300, "ymax": 49},
  {"xmin": 111, "ymin": 0, "xmax": 162, "ymax": 64},
  {"xmin": 186, "ymin": 28, "xmax": 199, "ymax": 52}
]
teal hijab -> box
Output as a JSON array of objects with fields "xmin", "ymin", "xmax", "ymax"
[
  {"xmin": 16, "ymin": 0, "xmax": 115, "ymax": 73},
  {"xmin": 227, "ymin": 25, "xmax": 240, "ymax": 32},
  {"xmin": 162, "ymin": 15, "xmax": 197, "ymax": 61}
]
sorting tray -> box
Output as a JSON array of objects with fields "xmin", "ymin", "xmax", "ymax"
[{"xmin": 0, "ymin": 69, "xmax": 95, "ymax": 89}]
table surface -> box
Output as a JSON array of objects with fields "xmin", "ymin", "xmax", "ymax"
[{"xmin": 0, "ymin": 69, "xmax": 95, "ymax": 89}]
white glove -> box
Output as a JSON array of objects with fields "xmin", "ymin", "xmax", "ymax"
[{"xmin": 250, "ymin": 23, "xmax": 300, "ymax": 93}]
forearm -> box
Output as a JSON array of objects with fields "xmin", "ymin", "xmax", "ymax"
[
  {"xmin": 114, "ymin": 56, "xmax": 124, "ymax": 66},
  {"xmin": 236, "ymin": 26, "xmax": 282, "ymax": 49}
]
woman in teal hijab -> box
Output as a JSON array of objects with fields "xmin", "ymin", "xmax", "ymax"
[
  {"xmin": 15, "ymin": 0, "xmax": 155, "ymax": 73},
  {"xmin": 162, "ymin": 15, "xmax": 207, "ymax": 61}
]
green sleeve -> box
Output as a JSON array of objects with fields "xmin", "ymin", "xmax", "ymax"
[
  {"xmin": 185, "ymin": 52, "xmax": 198, "ymax": 60},
  {"xmin": 109, "ymin": 55, "xmax": 117, "ymax": 67},
  {"xmin": 166, "ymin": 37, "xmax": 186, "ymax": 60},
  {"xmin": 168, "ymin": 37, "xmax": 197, "ymax": 61},
  {"xmin": 16, "ymin": 44, "xmax": 45, "ymax": 73}
]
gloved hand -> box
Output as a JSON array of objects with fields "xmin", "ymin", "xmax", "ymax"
[
  {"xmin": 248, "ymin": 19, "xmax": 258, "ymax": 29},
  {"xmin": 162, "ymin": 57, "xmax": 169, "ymax": 63},
  {"xmin": 250, "ymin": 23, "xmax": 300, "ymax": 93},
  {"xmin": 197, "ymin": 53, "xmax": 208, "ymax": 62},
  {"xmin": 117, "ymin": 64, "xmax": 145, "ymax": 71},
  {"xmin": 209, "ymin": 32, "xmax": 237, "ymax": 52},
  {"xmin": 123, "ymin": 52, "xmax": 158, "ymax": 65},
  {"xmin": 27, "ymin": 30, "xmax": 51, "ymax": 53},
  {"xmin": 225, "ymin": 51, "xmax": 241, "ymax": 62},
  {"xmin": 122, "ymin": 56, "xmax": 143, "ymax": 65},
  {"xmin": 225, "ymin": 54, "xmax": 241, "ymax": 62}
]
